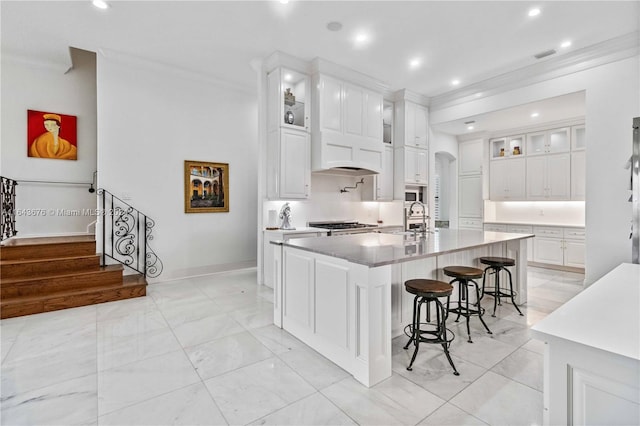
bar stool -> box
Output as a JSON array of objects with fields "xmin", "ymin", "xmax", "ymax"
[
  {"xmin": 403, "ymin": 278, "xmax": 459, "ymax": 376},
  {"xmin": 479, "ymin": 256, "xmax": 524, "ymax": 317},
  {"xmin": 443, "ymin": 266, "xmax": 492, "ymax": 343}
]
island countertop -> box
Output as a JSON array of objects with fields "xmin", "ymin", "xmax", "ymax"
[{"xmin": 280, "ymin": 229, "xmax": 534, "ymax": 267}]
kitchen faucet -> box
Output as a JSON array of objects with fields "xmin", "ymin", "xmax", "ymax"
[{"xmin": 407, "ymin": 201, "xmax": 429, "ymax": 237}]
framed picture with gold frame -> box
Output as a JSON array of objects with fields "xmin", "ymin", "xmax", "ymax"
[{"xmin": 184, "ymin": 160, "xmax": 229, "ymax": 213}]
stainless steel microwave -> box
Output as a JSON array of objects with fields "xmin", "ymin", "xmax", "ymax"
[{"xmin": 405, "ymin": 189, "xmax": 423, "ymax": 203}]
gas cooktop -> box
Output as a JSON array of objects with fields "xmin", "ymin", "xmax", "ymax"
[{"xmin": 308, "ymin": 221, "xmax": 378, "ymax": 230}]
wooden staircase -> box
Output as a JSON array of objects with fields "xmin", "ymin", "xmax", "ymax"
[{"xmin": 0, "ymin": 235, "xmax": 147, "ymax": 319}]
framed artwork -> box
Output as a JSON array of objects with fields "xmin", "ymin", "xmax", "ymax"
[
  {"xmin": 184, "ymin": 160, "xmax": 229, "ymax": 213},
  {"xmin": 27, "ymin": 110, "xmax": 77, "ymax": 160}
]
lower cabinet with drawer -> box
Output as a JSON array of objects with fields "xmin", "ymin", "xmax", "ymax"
[
  {"xmin": 533, "ymin": 226, "xmax": 585, "ymax": 269},
  {"xmin": 459, "ymin": 217, "xmax": 483, "ymax": 230}
]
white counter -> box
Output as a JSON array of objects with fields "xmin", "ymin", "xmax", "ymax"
[{"xmin": 532, "ymin": 263, "xmax": 640, "ymax": 425}]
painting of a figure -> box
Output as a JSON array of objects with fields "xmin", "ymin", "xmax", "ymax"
[
  {"xmin": 27, "ymin": 110, "xmax": 77, "ymax": 160},
  {"xmin": 184, "ymin": 160, "xmax": 229, "ymax": 213}
]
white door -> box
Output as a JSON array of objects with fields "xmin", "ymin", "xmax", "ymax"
[
  {"xmin": 505, "ymin": 157, "xmax": 526, "ymax": 199},
  {"xmin": 320, "ymin": 76, "xmax": 342, "ymax": 133},
  {"xmin": 459, "ymin": 175, "xmax": 482, "ymax": 218},
  {"xmin": 416, "ymin": 148, "xmax": 428, "ymax": 184},
  {"xmin": 571, "ymin": 151, "xmax": 586, "ymax": 200},
  {"xmin": 526, "ymin": 156, "xmax": 547, "ymax": 199},
  {"xmin": 534, "ymin": 237, "xmax": 564, "ymax": 265},
  {"xmin": 344, "ymin": 83, "xmax": 363, "ymax": 137},
  {"xmin": 546, "ymin": 153, "xmax": 570, "ymax": 199},
  {"xmin": 459, "ymin": 139, "xmax": 483, "ymax": 175},
  {"xmin": 280, "ymin": 129, "xmax": 310, "ymax": 199},
  {"xmin": 547, "ymin": 127, "xmax": 570, "ymax": 153},
  {"xmin": 377, "ymin": 146, "xmax": 394, "ymax": 200},
  {"xmin": 414, "ymin": 105, "xmax": 428, "ymax": 148},
  {"xmin": 564, "ymin": 240, "xmax": 585, "ymax": 268},
  {"xmin": 490, "ymin": 160, "xmax": 507, "ymax": 200}
]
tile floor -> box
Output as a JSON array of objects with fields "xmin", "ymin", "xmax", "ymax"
[{"xmin": 0, "ymin": 266, "xmax": 584, "ymax": 426}]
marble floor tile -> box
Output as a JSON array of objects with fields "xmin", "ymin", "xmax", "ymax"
[
  {"xmin": 151, "ymin": 292, "xmax": 213, "ymax": 314},
  {"xmin": 96, "ymin": 296, "xmax": 159, "ymax": 322},
  {"xmin": 250, "ymin": 392, "xmax": 356, "ymax": 426},
  {"xmin": 501, "ymin": 306, "xmax": 549, "ymax": 326},
  {"xmin": 2, "ymin": 338, "xmax": 97, "ymax": 397},
  {"xmin": 97, "ymin": 309, "xmax": 168, "ymax": 340},
  {"xmin": 447, "ymin": 333, "xmax": 518, "ymax": 369},
  {"xmin": 248, "ymin": 325, "xmax": 308, "ymax": 354},
  {"xmin": 98, "ymin": 383, "xmax": 227, "ymax": 426},
  {"xmin": 472, "ymin": 318, "xmax": 532, "ymax": 348},
  {"xmin": 97, "ymin": 327, "xmax": 182, "ymax": 371},
  {"xmin": 1, "ymin": 337, "xmax": 16, "ymax": 364},
  {"xmin": 204, "ymin": 357, "xmax": 316, "ymax": 425},
  {"xmin": 522, "ymin": 338, "xmax": 546, "ymax": 355},
  {"xmin": 170, "ymin": 312, "xmax": 245, "ymax": 348},
  {"xmin": 209, "ymin": 291, "xmax": 270, "ymax": 312},
  {"xmin": 278, "ymin": 347, "xmax": 351, "ymax": 390},
  {"xmin": 529, "ymin": 286, "xmax": 580, "ymax": 304},
  {"xmin": 450, "ymin": 371, "xmax": 543, "ymax": 426},
  {"xmin": 185, "ymin": 331, "xmax": 274, "ymax": 380},
  {"xmin": 0, "ymin": 374, "xmax": 97, "ymax": 426},
  {"xmin": 20, "ymin": 305, "xmax": 96, "ymax": 336},
  {"xmin": 0, "ymin": 317, "xmax": 27, "ymax": 341},
  {"xmin": 228, "ymin": 304, "xmax": 275, "ymax": 330},
  {"xmin": 322, "ymin": 376, "xmax": 443, "ymax": 426},
  {"xmin": 160, "ymin": 298, "xmax": 223, "ymax": 328},
  {"xmin": 391, "ymin": 342, "xmax": 486, "ymax": 401},
  {"xmin": 97, "ymin": 350, "xmax": 200, "ymax": 415},
  {"xmin": 418, "ymin": 402, "xmax": 488, "ymax": 425},
  {"xmin": 491, "ymin": 347, "xmax": 543, "ymax": 391}
]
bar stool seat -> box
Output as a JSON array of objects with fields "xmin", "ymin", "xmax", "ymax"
[
  {"xmin": 443, "ymin": 266, "xmax": 492, "ymax": 343},
  {"xmin": 403, "ymin": 279, "xmax": 459, "ymax": 375},
  {"xmin": 479, "ymin": 256, "xmax": 523, "ymax": 317}
]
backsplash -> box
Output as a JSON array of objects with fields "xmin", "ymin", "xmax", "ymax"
[{"xmin": 484, "ymin": 200, "xmax": 585, "ymax": 226}]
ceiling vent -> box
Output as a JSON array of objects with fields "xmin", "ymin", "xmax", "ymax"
[
  {"xmin": 464, "ymin": 120, "xmax": 475, "ymax": 125},
  {"xmin": 534, "ymin": 49, "xmax": 557, "ymax": 59}
]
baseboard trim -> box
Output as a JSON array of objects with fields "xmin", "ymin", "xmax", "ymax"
[
  {"xmin": 153, "ymin": 260, "xmax": 257, "ymax": 283},
  {"xmin": 529, "ymin": 261, "xmax": 584, "ymax": 274}
]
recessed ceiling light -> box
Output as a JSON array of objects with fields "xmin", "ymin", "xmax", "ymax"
[
  {"xmin": 327, "ymin": 21, "xmax": 343, "ymax": 32},
  {"xmin": 92, "ymin": 0, "xmax": 109, "ymax": 9},
  {"xmin": 279, "ymin": 0, "xmax": 289, "ymax": 4},
  {"xmin": 475, "ymin": 92, "xmax": 482, "ymax": 97},
  {"xmin": 409, "ymin": 58, "xmax": 421, "ymax": 69},
  {"xmin": 467, "ymin": 125, "xmax": 475, "ymax": 130},
  {"xmin": 451, "ymin": 79, "xmax": 460, "ymax": 86},
  {"xmin": 560, "ymin": 40, "xmax": 572, "ymax": 48},
  {"xmin": 528, "ymin": 7, "xmax": 541, "ymax": 17},
  {"xmin": 355, "ymin": 33, "xmax": 368, "ymax": 43},
  {"xmin": 531, "ymin": 112, "xmax": 540, "ymax": 118},
  {"xmin": 284, "ymin": 73, "xmax": 292, "ymax": 81}
]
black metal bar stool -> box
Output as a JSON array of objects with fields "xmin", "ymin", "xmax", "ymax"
[
  {"xmin": 479, "ymin": 256, "xmax": 524, "ymax": 317},
  {"xmin": 403, "ymin": 278, "xmax": 459, "ymax": 375},
  {"xmin": 443, "ymin": 266, "xmax": 492, "ymax": 343}
]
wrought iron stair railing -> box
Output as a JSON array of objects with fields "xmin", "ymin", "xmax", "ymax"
[
  {"xmin": 99, "ymin": 189, "xmax": 163, "ymax": 278},
  {"xmin": 1, "ymin": 177, "xmax": 18, "ymax": 241}
]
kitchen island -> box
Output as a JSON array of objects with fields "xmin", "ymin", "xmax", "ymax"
[{"xmin": 271, "ymin": 229, "xmax": 533, "ymax": 387}]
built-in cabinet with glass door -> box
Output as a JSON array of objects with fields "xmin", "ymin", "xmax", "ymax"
[{"xmin": 363, "ymin": 100, "xmax": 394, "ymax": 201}]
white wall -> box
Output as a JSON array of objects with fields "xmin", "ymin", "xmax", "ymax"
[
  {"xmin": 431, "ymin": 57, "xmax": 640, "ymax": 284},
  {"xmin": 97, "ymin": 52, "xmax": 258, "ymax": 281},
  {"xmin": 1, "ymin": 49, "xmax": 97, "ymax": 237}
]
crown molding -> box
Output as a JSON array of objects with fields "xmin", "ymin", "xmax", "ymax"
[
  {"xmin": 430, "ymin": 31, "xmax": 640, "ymax": 111},
  {"xmin": 262, "ymin": 51, "xmax": 310, "ymax": 75},
  {"xmin": 98, "ymin": 48, "xmax": 255, "ymax": 96},
  {"xmin": 457, "ymin": 131, "xmax": 490, "ymax": 142},
  {"xmin": 1, "ymin": 50, "xmax": 72, "ymax": 74},
  {"xmin": 310, "ymin": 57, "xmax": 388, "ymax": 93},
  {"xmin": 487, "ymin": 116, "xmax": 585, "ymax": 139},
  {"xmin": 390, "ymin": 89, "xmax": 429, "ymax": 106}
]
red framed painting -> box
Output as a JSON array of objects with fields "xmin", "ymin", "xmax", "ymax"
[{"xmin": 27, "ymin": 110, "xmax": 77, "ymax": 160}]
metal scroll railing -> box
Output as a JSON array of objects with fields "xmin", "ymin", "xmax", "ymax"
[
  {"xmin": 1, "ymin": 177, "xmax": 18, "ymax": 241},
  {"xmin": 98, "ymin": 188, "xmax": 163, "ymax": 278}
]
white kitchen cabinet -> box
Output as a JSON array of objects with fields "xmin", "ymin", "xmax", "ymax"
[
  {"xmin": 533, "ymin": 226, "xmax": 585, "ymax": 269},
  {"xmin": 526, "ymin": 127, "xmax": 570, "ymax": 156},
  {"xmin": 571, "ymin": 150, "xmax": 586, "ymax": 200},
  {"xmin": 404, "ymin": 102, "xmax": 428, "ymax": 148},
  {"xmin": 459, "ymin": 175, "xmax": 482, "ymax": 218},
  {"xmin": 403, "ymin": 146, "xmax": 428, "ymax": 185},
  {"xmin": 489, "ymin": 157, "xmax": 525, "ymax": 200},
  {"xmin": 507, "ymin": 224, "xmax": 534, "ymax": 262},
  {"xmin": 267, "ymin": 68, "xmax": 311, "ymax": 200},
  {"xmin": 459, "ymin": 139, "xmax": 483, "ymax": 175},
  {"xmin": 484, "ymin": 223, "xmax": 508, "ymax": 232},
  {"xmin": 458, "ymin": 217, "xmax": 483, "ymax": 230},
  {"xmin": 526, "ymin": 153, "xmax": 570, "ymax": 200},
  {"xmin": 534, "ymin": 237, "xmax": 565, "ymax": 265},
  {"xmin": 564, "ymin": 239, "xmax": 585, "ymax": 268},
  {"xmin": 490, "ymin": 135, "xmax": 525, "ymax": 159},
  {"xmin": 363, "ymin": 145, "xmax": 394, "ymax": 201},
  {"xmin": 311, "ymin": 73, "xmax": 384, "ymax": 173},
  {"xmin": 263, "ymin": 229, "xmax": 328, "ymax": 288},
  {"xmin": 572, "ymin": 125, "xmax": 586, "ymax": 151}
]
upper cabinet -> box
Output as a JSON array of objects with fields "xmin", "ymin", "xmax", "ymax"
[
  {"xmin": 266, "ymin": 67, "xmax": 311, "ymax": 200},
  {"xmin": 490, "ymin": 135, "xmax": 525, "ymax": 159},
  {"xmin": 311, "ymin": 73, "xmax": 384, "ymax": 173},
  {"xmin": 526, "ymin": 127, "xmax": 570, "ymax": 156},
  {"xmin": 459, "ymin": 139, "xmax": 483, "ymax": 175},
  {"xmin": 572, "ymin": 125, "xmax": 586, "ymax": 151},
  {"xmin": 401, "ymin": 101, "xmax": 428, "ymax": 148}
]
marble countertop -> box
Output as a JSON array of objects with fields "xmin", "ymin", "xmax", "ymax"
[
  {"xmin": 281, "ymin": 229, "xmax": 533, "ymax": 267},
  {"xmin": 532, "ymin": 263, "xmax": 640, "ymax": 361},
  {"xmin": 264, "ymin": 227, "xmax": 329, "ymax": 234},
  {"xmin": 484, "ymin": 221, "xmax": 585, "ymax": 228}
]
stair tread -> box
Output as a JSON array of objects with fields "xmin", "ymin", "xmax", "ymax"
[
  {"xmin": 0, "ymin": 254, "xmax": 99, "ymax": 266},
  {"xmin": 1, "ymin": 278, "xmax": 147, "ymax": 305},
  {"xmin": 1, "ymin": 235, "xmax": 95, "ymax": 247},
  {"xmin": 1, "ymin": 264, "xmax": 123, "ymax": 284}
]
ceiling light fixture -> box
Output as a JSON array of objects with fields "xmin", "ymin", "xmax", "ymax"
[
  {"xmin": 475, "ymin": 92, "xmax": 482, "ymax": 97},
  {"xmin": 560, "ymin": 40, "xmax": 572, "ymax": 48},
  {"xmin": 284, "ymin": 73, "xmax": 292, "ymax": 81},
  {"xmin": 451, "ymin": 79, "xmax": 460, "ymax": 86},
  {"xmin": 528, "ymin": 7, "xmax": 541, "ymax": 17},
  {"xmin": 279, "ymin": 0, "xmax": 290, "ymax": 4},
  {"xmin": 92, "ymin": 0, "xmax": 109, "ymax": 9},
  {"xmin": 531, "ymin": 112, "xmax": 540, "ymax": 118},
  {"xmin": 327, "ymin": 21, "xmax": 343, "ymax": 32},
  {"xmin": 467, "ymin": 125, "xmax": 475, "ymax": 130},
  {"xmin": 355, "ymin": 33, "xmax": 368, "ymax": 43},
  {"xmin": 409, "ymin": 58, "xmax": 421, "ymax": 69}
]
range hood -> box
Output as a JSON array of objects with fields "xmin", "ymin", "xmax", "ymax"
[{"xmin": 312, "ymin": 166, "xmax": 379, "ymax": 177}]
